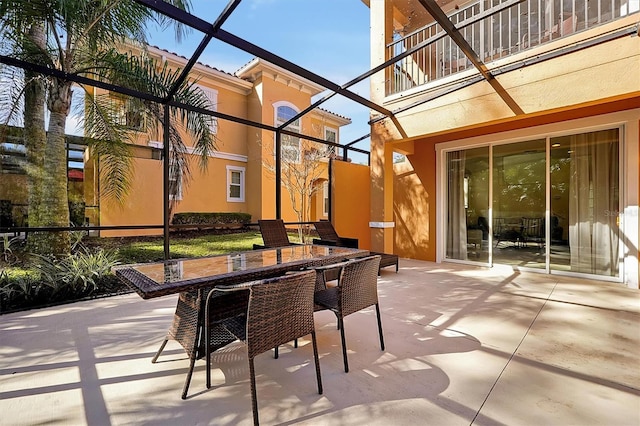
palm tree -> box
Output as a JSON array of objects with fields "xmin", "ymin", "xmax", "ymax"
[{"xmin": 0, "ymin": 0, "xmax": 215, "ymax": 255}]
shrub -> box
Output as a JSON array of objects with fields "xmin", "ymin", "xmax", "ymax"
[
  {"xmin": 0, "ymin": 269, "xmax": 44, "ymax": 308},
  {"xmin": 1, "ymin": 235, "xmax": 20, "ymax": 264},
  {"xmin": 69, "ymin": 201, "xmax": 86, "ymax": 226},
  {"xmin": 32, "ymin": 248, "xmax": 121, "ymax": 295},
  {"xmin": 172, "ymin": 212, "xmax": 251, "ymax": 226}
]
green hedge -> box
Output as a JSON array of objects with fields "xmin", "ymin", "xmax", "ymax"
[{"xmin": 171, "ymin": 212, "xmax": 252, "ymax": 226}]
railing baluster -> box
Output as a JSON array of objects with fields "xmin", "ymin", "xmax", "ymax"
[{"xmin": 384, "ymin": 0, "xmax": 632, "ymax": 95}]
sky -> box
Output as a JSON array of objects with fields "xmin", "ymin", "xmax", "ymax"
[{"xmin": 145, "ymin": 0, "xmax": 374, "ymax": 158}]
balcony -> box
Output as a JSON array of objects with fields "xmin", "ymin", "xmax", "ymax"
[{"xmin": 387, "ymin": 0, "xmax": 640, "ymax": 96}]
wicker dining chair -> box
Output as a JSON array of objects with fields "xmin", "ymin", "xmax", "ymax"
[
  {"xmin": 205, "ymin": 270, "xmax": 322, "ymax": 426},
  {"xmin": 314, "ymin": 255, "xmax": 385, "ymax": 373},
  {"xmin": 253, "ymin": 219, "xmax": 300, "ymax": 249},
  {"xmin": 151, "ymin": 288, "xmax": 249, "ymax": 400}
]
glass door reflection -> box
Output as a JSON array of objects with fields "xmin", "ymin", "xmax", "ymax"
[{"xmin": 492, "ymin": 139, "xmax": 546, "ymax": 269}]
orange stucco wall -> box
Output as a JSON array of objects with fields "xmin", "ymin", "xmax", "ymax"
[
  {"xmin": 100, "ymin": 157, "xmax": 164, "ymax": 237},
  {"xmin": 333, "ymin": 159, "xmax": 371, "ymax": 249},
  {"xmin": 393, "ymin": 142, "xmax": 437, "ymax": 261},
  {"xmin": 245, "ymin": 71, "xmax": 338, "ymax": 223},
  {"xmin": 84, "ymin": 48, "xmax": 352, "ymax": 237}
]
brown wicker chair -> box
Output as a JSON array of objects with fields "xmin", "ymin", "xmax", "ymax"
[
  {"xmin": 314, "ymin": 255, "xmax": 385, "ymax": 373},
  {"xmin": 151, "ymin": 288, "xmax": 249, "ymax": 399},
  {"xmin": 253, "ymin": 219, "xmax": 300, "ymax": 249},
  {"xmin": 205, "ymin": 270, "xmax": 322, "ymax": 426}
]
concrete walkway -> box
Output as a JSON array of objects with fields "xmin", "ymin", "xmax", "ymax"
[{"xmin": 1, "ymin": 259, "xmax": 639, "ymax": 425}]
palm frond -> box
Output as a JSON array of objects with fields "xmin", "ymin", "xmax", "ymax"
[
  {"xmin": 0, "ymin": 65, "xmax": 26, "ymax": 127},
  {"xmin": 155, "ymin": 0, "xmax": 193, "ymax": 42},
  {"xmin": 59, "ymin": 0, "xmax": 153, "ymax": 51},
  {"xmin": 87, "ymin": 50, "xmax": 217, "ymax": 194},
  {"xmin": 172, "ymin": 79, "xmax": 217, "ymax": 170},
  {"xmin": 83, "ymin": 88, "xmax": 134, "ymax": 202}
]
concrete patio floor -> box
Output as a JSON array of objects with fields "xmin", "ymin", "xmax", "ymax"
[{"xmin": 1, "ymin": 259, "xmax": 639, "ymax": 425}]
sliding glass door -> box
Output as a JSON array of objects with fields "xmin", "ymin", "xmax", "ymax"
[
  {"xmin": 492, "ymin": 139, "xmax": 546, "ymax": 268},
  {"xmin": 444, "ymin": 127, "xmax": 621, "ymax": 279},
  {"xmin": 445, "ymin": 147, "xmax": 489, "ymax": 262},
  {"xmin": 549, "ymin": 129, "xmax": 620, "ymax": 276}
]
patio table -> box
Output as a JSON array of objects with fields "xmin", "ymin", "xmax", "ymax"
[{"xmin": 115, "ymin": 244, "xmax": 369, "ymax": 398}]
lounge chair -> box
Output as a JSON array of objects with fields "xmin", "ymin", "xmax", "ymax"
[
  {"xmin": 253, "ymin": 219, "xmax": 300, "ymax": 249},
  {"xmin": 312, "ymin": 220, "xmax": 398, "ymax": 274}
]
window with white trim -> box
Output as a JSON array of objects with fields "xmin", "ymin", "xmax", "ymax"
[
  {"xmin": 227, "ymin": 253, "xmax": 247, "ymax": 272},
  {"xmin": 323, "ymin": 181, "xmax": 329, "ymax": 216},
  {"xmin": 274, "ymin": 102, "xmax": 301, "ymax": 163},
  {"xmin": 110, "ymin": 94, "xmax": 143, "ymax": 131},
  {"xmin": 325, "ymin": 127, "xmax": 337, "ymax": 155},
  {"xmin": 198, "ymin": 85, "xmax": 218, "ymax": 134},
  {"xmin": 169, "ymin": 165, "xmax": 182, "ymax": 200},
  {"xmin": 227, "ymin": 165, "xmax": 245, "ymax": 202}
]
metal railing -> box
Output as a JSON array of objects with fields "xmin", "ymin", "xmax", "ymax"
[{"xmin": 387, "ymin": 0, "xmax": 639, "ymax": 95}]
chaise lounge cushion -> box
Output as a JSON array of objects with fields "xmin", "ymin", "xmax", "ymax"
[{"xmin": 371, "ymin": 251, "xmax": 398, "ymax": 274}]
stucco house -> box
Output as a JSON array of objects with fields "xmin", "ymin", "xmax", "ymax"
[
  {"xmin": 84, "ymin": 45, "xmax": 352, "ymax": 237},
  {"xmin": 364, "ymin": 0, "xmax": 640, "ymax": 288}
]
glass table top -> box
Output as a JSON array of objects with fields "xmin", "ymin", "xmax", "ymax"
[{"xmin": 124, "ymin": 244, "xmax": 367, "ymax": 286}]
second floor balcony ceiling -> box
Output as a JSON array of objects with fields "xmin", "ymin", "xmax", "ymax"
[{"xmin": 386, "ymin": 0, "xmax": 640, "ymax": 96}]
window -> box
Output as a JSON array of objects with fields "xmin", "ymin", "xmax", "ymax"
[
  {"xmin": 111, "ymin": 95, "xmax": 143, "ymax": 130},
  {"xmin": 169, "ymin": 165, "xmax": 182, "ymax": 200},
  {"xmin": 274, "ymin": 102, "xmax": 301, "ymax": 163},
  {"xmin": 198, "ymin": 85, "xmax": 218, "ymax": 134},
  {"xmin": 227, "ymin": 253, "xmax": 247, "ymax": 272},
  {"xmin": 325, "ymin": 127, "xmax": 337, "ymax": 155},
  {"xmin": 323, "ymin": 181, "xmax": 329, "ymax": 216},
  {"xmin": 164, "ymin": 260, "xmax": 184, "ymax": 280},
  {"xmin": 227, "ymin": 165, "xmax": 245, "ymax": 202}
]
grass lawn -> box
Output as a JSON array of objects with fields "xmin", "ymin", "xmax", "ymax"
[{"xmin": 92, "ymin": 230, "xmax": 268, "ymax": 264}]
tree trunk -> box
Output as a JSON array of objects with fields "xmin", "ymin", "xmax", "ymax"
[
  {"xmin": 39, "ymin": 78, "xmax": 73, "ymax": 255},
  {"xmin": 23, "ymin": 22, "xmax": 48, "ymax": 254}
]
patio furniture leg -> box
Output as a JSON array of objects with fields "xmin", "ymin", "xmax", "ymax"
[
  {"xmin": 376, "ymin": 303, "xmax": 385, "ymax": 350},
  {"xmin": 151, "ymin": 339, "xmax": 168, "ymax": 363},
  {"xmin": 183, "ymin": 289, "xmax": 206, "ymax": 399},
  {"xmin": 311, "ymin": 331, "xmax": 323, "ymax": 394},
  {"xmin": 206, "ymin": 300, "xmax": 212, "ymax": 388},
  {"xmin": 249, "ymin": 357, "xmax": 259, "ymax": 426},
  {"xmin": 338, "ymin": 317, "xmax": 349, "ymax": 373},
  {"xmin": 182, "ymin": 355, "xmax": 197, "ymax": 400}
]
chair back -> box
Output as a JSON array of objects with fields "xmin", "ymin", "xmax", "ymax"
[
  {"xmin": 339, "ymin": 255, "xmax": 381, "ymax": 317},
  {"xmin": 314, "ymin": 220, "xmax": 340, "ymax": 242},
  {"xmin": 522, "ymin": 217, "xmax": 545, "ymax": 239},
  {"xmin": 492, "ymin": 217, "xmax": 505, "ymax": 237},
  {"xmin": 246, "ymin": 270, "xmax": 316, "ymax": 358},
  {"xmin": 258, "ymin": 219, "xmax": 292, "ymax": 247}
]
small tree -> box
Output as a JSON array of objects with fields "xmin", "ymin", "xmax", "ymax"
[{"xmin": 263, "ymin": 138, "xmax": 333, "ymax": 243}]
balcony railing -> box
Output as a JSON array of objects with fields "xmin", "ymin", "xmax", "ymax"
[{"xmin": 387, "ymin": 0, "xmax": 639, "ymax": 95}]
